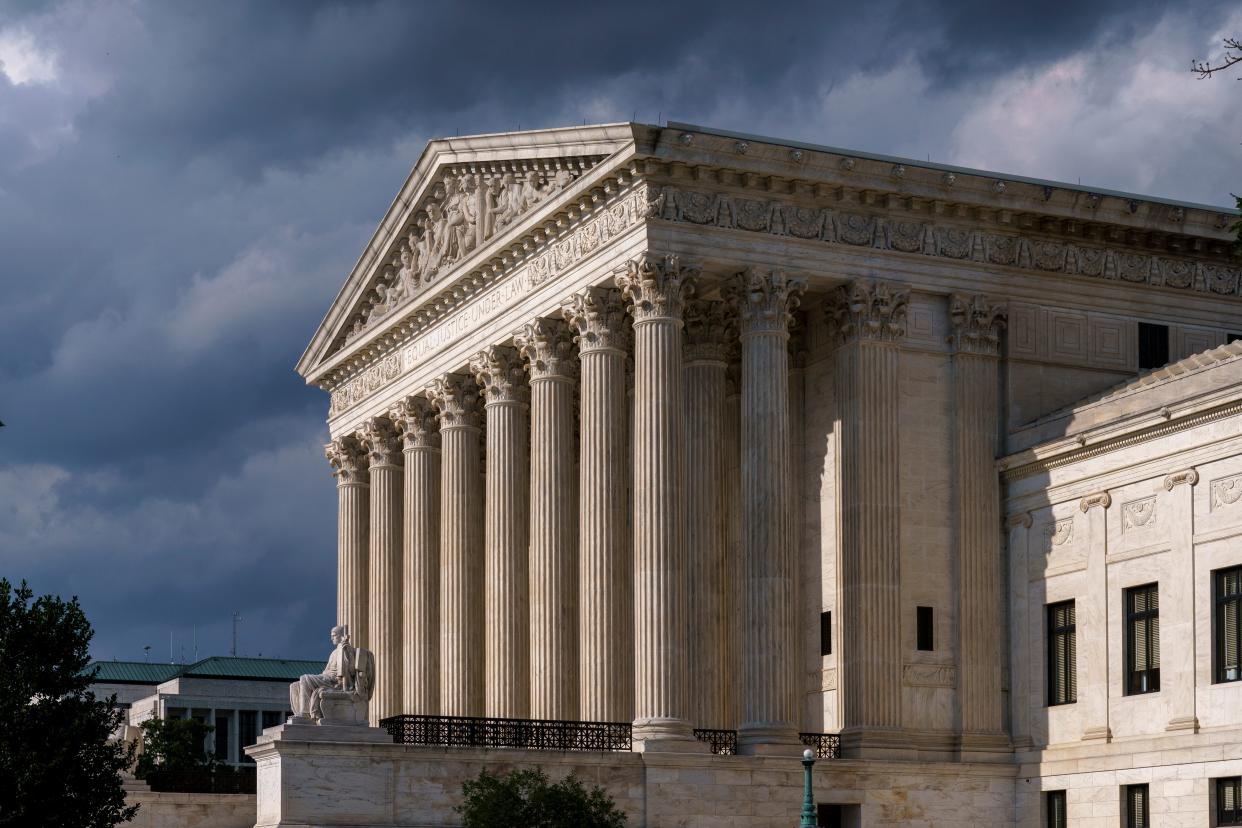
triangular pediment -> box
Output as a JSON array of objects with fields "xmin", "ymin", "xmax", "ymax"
[{"xmin": 297, "ymin": 123, "xmax": 643, "ymax": 383}]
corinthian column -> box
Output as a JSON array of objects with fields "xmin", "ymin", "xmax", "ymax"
[
  {"xmin": 361, "ymin": 417, "xmax": 403, "ymax": 723},
  {"xmin": 391, "ymin": 396, "xmax": 440, "ymax": 716},
  {"xmin": 949, "ymin": 294, "xmax": 1009, "ymax": 757},
  {"xmin": 563, "ymin": 288, "xmax": 633, "ymax": 723},
  {"xmin": 326, "ymin": 436, "xmax": 369, "ymax": 651},
  {"xmin": 429, "ymin": 374, "xmax": 484, "ymax": 717},
  {"xmin": 470, "ymin": 346, "xmax": 531, "ymax": 719},
  {"xmin": 615, "ymin": 253, "xmax": 704, "ymax": 751},
  {"xmin": 729, "ymin": 269, "xmax": 806, "ymax": 753},
  {"xmin": 827, "ymin": 280, "xmax": 908, "ymax": 758},
  {"xmin": 683, "ymin": 299, "xmax": 732, "ymax": 729},
  {"xmin": 516, "ymin": 319, "xmax": 579, "ymax": 721}
]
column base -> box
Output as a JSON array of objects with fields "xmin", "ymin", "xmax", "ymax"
[
  {"xmin": 1081, "ymin": 725, "xmax": 1112, "ymax": 742},
  {"xmin": 838, "ymin": 726, "xmax": 916, "ymax": 760},
  {"xmin": 631, "ymin": 717, "xmax": 708, "ymax": 753},
  {"xmin": 1166, "ymin": 715, "xmax": 1200, "ymax": 733},
  {"xmin": 737, "ymin": 723, "xmax": 802, "ymax": 757},
  {"xmin": 959, "ymin": 731, "xmax": 1012, "ymax": 763}
]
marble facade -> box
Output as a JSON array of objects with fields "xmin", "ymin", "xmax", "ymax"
[{"xmin": 279, "ymin": 121, "xmax": 1242, "ymax": 824}]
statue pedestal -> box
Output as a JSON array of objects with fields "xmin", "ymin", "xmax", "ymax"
[{"xmin": 319, "ymin": 690, "xmax": 369, "ymax": 727}]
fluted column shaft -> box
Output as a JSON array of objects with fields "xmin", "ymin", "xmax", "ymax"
[
  {"xmin": 828, "ymin": 281, "xmax": 908, "ymax": 755},
  {"xmin": 564, "ymin": 288, "xmax": 633, "ymax": 723},
  {"xmin": 518, "ymin": 320, "xmax": 579, "ymax": 720},
  {"xmin": 394, "ymin": 398, "xmax": 440, "ymax": 715},
  {"xmin": 431, "ymin": 374, "xmax": 484, "ymax": 717},
  {"xmin": 683, "ymin": 300, "xmax": 731, "ymax": 729},
  {"xmin": 363, "ymin": 420, "xmax": 403, "ymax": 723},
  {"xmin": 327, "ymin": 437, "xmax": 369, "ymax": 652},
  {"xmin": 471, "ymin": 347, "xmax": 531, "ymax": 719},
  {"xmin": 616, "ymin": 254, "xmax": 703, "ymax": 749},
  {"xmin": 950, "ymin": 295, "xmax": 1008, "ymax": 747},
  {"xmin": 731, "ymin": 270, "xmax": 805, "ymax": 753},
  {"xmin": 724, "ymin": 360, "xmax": 743, "ymax": 729}
]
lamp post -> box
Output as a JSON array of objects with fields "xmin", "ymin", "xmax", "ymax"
[{"xmin": 800, "ymin": 747, "xmax": 817, "ymax": 827}]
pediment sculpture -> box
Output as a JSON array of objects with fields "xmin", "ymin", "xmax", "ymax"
[
  {"xmin": 288, "ymin": 625, "xmax": 375, "ymax": 726},
  {"xmin": 342, "ymin": 165, "xmax": 583, "ymax": 346}
]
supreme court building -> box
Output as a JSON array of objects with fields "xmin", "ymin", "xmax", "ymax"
[{"xmin": 263, "ymin": 122, "xmax": 1242, "ymax": 826}]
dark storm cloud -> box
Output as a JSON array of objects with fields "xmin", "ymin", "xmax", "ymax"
[{"xmin": 0, "ymin": 0, "xmax": 1236, "ymax": 661}]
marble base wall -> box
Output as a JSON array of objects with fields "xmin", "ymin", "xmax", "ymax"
[
  {"xmin": 124, "ymin": 792, "xmax": 256, "ymax": 828},
  {"xmin": 249, "ymin": 729, "xmax": 1016, "ymax": 828}
]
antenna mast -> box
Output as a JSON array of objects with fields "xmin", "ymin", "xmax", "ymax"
[{"xmin": 231, "ymin": 612, "xmax": 242, "ymax": 657}]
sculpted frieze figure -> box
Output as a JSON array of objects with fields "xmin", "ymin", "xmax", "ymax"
[{"xmin": 289, "ymin": 625, "xmax": 375, "ymax": 725}]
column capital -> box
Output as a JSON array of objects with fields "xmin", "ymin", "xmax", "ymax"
[
  {"xmin": 516, "ymin": 318, "xmax": 578, "ymax": 381},
  {"xmin": 390, "ymin": 396, "xmax": 440, "ymax": 450},
  {"xmin": 1006, "ymin": 512, "xmax": 1033, "ymax": 530},
  {"xmin": 562, "ymin": 287, "xmax": 629, "ymax": 355},
  {"xmin": 949, "ymin": 293, "xmax": 1007, "ymax": 356},
  {"xmin": 727, "ymin": 268, "xmax": 806, "ymax": 337},
  {"xmin": 325, "ymin": 435, "xmax": 368, "ymax": 485},
  {"xmin": 1079, "ymin": 491, "xmax": 1113, "ymax": 512},
  {"xmin": 615, "ymin": 253, "xmax": 698, "ymax": 323},
  {"xmin": 361, "ymin": 417, "xmax": 403, "ymax": 468},
  {"xmin": 1164, "ymin": 469, "xmax": 1199, "ymax": 490},
  {"xmin": 684, "ymin": 299, "xmax": 734, "ymax": 363},
  {"xmin": 825, "ymin": 280, "xmax": 909, "ymax": 344},
  {"xmin": 429, "ymin": 373, "xmax": 482, "ymax": 430},
  {"xmin": 470, "ymin": 345, "xmax": 529, "ymax": 405}
]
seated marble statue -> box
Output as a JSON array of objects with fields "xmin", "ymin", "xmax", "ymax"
[{"xmin": 288, "ymin": 625, "xmax": 375, "ymax": 725}]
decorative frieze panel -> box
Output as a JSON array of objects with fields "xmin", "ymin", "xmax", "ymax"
[
  {"xmin": 327, "ymin": 186, "xmax": 647, "ymax": 417},
  {"xmin": 648, "ymin": 184, "xmax": 1242, "ymax": 297},
  {"xmin": 1121, "ymin": 496, "xmax": 1157, "ymax": 533},
  {"xmin": 1211, "ymin": 474, "xmax": 1242, "ymax": 511},
  {"xmin": 902, "ymin": 663, "xmax": 956, "ymax": 689},
  {"xmin": 1046, "ymin": 518, "xmax": 1074, "ymax": 550}
]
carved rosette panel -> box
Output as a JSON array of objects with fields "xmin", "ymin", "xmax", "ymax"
[
  {"xmin": 1211, "ymin": 474, "xmax": 1242, "ymax": 511},
  {"xmin": 470, "ymin": 345, "xmax": 529, "ymax": 405},
  {"xmin": 824, "ymin": 280, "xmax": 909, "ymax": 344},
  {"xmin": 614, "ymin": 253, "xmax": 699, "ymax": 323},
  {"xmin": 561, "ymin": 287, "xmax": 630, "ymax": 355},
  {"xmin": 726, "ymin": 268, "xmax": 806, "ymax": 337},
  {"xmin": 429, "ymin": 373, "xmax": 483, "ymax": 430},
  {"xmin": 1045, "ymin": 518, "xmax": 1074, "ymax": 551},
  {"xmin": 515, "ymin": 318, "xmax": 578, "ymax": 381},
  {"xmin": 683, "ymin": 299, "xmax": 733, "ymax": 362},
  {"xmin": 1121, "ymin": 497, "xmax": 1157, "ymax": 532},
  {"xmin": 325, "ymin": 435, "xmax": 368, "ymax": 484},
  {"xmin": 361, "ymin": 417, "xmax": 403, "ymax": 467},
  {"xmin": 949, "ymin": 294, "xmax": 1007, "ymax": 356},
  {"xmin": 390, "ymin": 396, "xmax": 440, "ymax": 450}
]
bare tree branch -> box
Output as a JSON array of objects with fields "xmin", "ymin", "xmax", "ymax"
[{"xmin": 1192, "ymin": 37, "xmax": 1242, "ymax": 79}]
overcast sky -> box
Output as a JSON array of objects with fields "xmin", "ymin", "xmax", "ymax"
[{"xmin": 1, "ymin": 0, "xmax": 1239, "ymax": 664}]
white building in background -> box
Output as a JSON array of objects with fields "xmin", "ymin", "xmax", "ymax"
[
  {"xmin": 246, "ymin": 122, "xmax": 1242, "ymax": 827},
  {"xmin": 89, "ymin": 656, "xmax": 317, "ymax": 765}
]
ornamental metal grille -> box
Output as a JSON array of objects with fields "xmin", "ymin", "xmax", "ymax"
[
  {"xmin": 379, "ymin": 714, "xmax": 632, "ymax": 752},
  {"xmin": 693, "ymin": 728, "xmax": 738, "ymax": 755},
  {"xmin": 798, "ymin": 732, "xmax": 841, "ymax": 759}
]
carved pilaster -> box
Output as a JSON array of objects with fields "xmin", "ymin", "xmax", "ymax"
[
  {"xmin": 391, "ymin": 397, "xmax": 440, "ymax": 715},
  {"xmin": 949, "ymin": 294, "xmax": 1008, "ymax": 755},
  {"xmin": 949, "ymin": 294, "xmax": 1007, "ymax": 356},
  {"xmin": 829, "ymin": 279, "xmax": 906, "ymax": 757},
  {"xmin": 1079, "ymin": 490, "xmax": 1112, "ymax": 742},
  {"xmin": 326, "ymin": 435, "xmax": 369, "ymax": 654},
  {"xmin": 564, "ymin": 288, "xmax": 634, "ymax": 723},
  {"xmin": 429, "ymin": 373, "xmax": 484, "ymax": 717},
  {"xmin": 469, "ymin": 346, "xmax": 531, "ymax": 719},
  {"xmin": 361, "ymin": 417, "xmax": 403, "ymax": 724},
  {"xmin": 616, "ymin": 252, "xmax": 704, "ymax": 751},
  {"xmin": 728, "ymin": 268, "xmax": 806, "ymax": 752}
]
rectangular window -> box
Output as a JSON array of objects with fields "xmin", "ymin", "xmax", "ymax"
[
  {"xmin": 238, "ymin": 711, "xmax": 258, "ymax": 764},
  {"xmin": 1047, "ymin": 600, "xmax": 1077, "ymax": 706},
  {"xmin": 1125, "ymin": 784, "xmax": 1149, "ymax": 828},
  {"xmin": 1217, "ymin": 566, "xmax": 1242, "ymax": 683},
  {"xmin": 820, "ymin": 610, "xmax": 832, "ymax": 656},
  {"xmin": 1125, "ymin": 583, "xmax": 1160, "ymax": 695},
  {"xmin": 1219, "ymin": 777, "xmax": 1242, "ymax": 826},
  {"xmin": 916, "ymin": 606, "xmax": 934, "ymax": 651},
  {"xmin": 214, "ymin": 715, "xmax": 229, "ymax": 762},
  {"xmin": 1138, "ymin": 322, "xmax": 1169, "ymax": 370},
  {"xmin": 1045, "ymin": 790, "xmax": 1067, "ymax": 828}
]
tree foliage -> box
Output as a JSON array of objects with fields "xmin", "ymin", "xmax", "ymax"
[
  {"xmin": 0, "ymin": 579, "xmax": 137, "ymax": 828},
  {"xmin": 135, "ymin": 717, "xmax": 215, "ymax": 778},
  {"xmin": 456, "ymin": 767, "xmax": 627, "ymax": 828},
  {"xmin": 1191, "ymin": 37, "xmax": 1242, "ymax": 252}
]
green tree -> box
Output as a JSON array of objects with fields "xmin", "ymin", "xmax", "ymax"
[
  {"xmin": 0, "ymin": 579, "xmax": 137, "ymax": 828},
  {"xmin": 456, "ymin": 767, "xmax": 627, "ymax": 828},
  {"xmin": 135, "ymin": 717, "xmax": 216, "ymax": 778}
]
